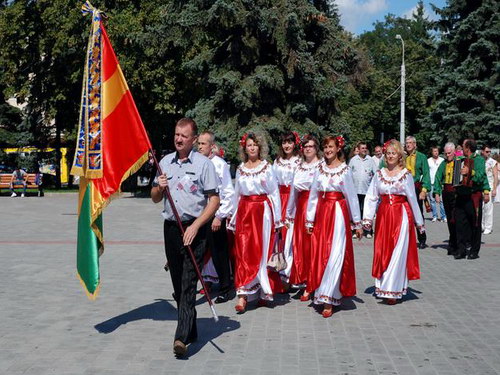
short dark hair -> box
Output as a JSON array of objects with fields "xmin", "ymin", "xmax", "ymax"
[
  {"xmin": 463, "ymin": 139, "xmax": 477, "ymax": 153},
  {"xmin": 301, "ymin": 134, "xmax": 321, "ymax": 158},
  {"xmin": 278, "ymin": 131, "xmax": 300, "ymax": 159},
  {"xmin": 482, "ymin": 144, "xmax": 491, "ymax": 150},
  {"xmin": 176, "ymin": 117, "xmax": 198, "ymax": 136}
]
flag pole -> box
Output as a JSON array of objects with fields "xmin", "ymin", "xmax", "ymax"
[{"xmin": 149, "ymin": 149, "xmax": 219, "ymax": 322}]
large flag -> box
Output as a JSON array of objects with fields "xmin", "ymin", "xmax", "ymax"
[{"xmin": 71, "ymin": 1, "xmax": 152, "ymax": 299}]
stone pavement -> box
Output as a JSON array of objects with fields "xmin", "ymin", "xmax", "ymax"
[{"xmin": 1, "ymin": 193, "xmax": 500, "ymax": 375}]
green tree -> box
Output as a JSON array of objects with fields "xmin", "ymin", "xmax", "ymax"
[
  {"xmin": 423, "ymin": 0, "xmax": 500, "ymax": 145},
  {"xmin": 150, "ymin": 0, "xmax": 362, "ymax": 160},
  {"xmin": 346, "ymin": 1, "xmax": 439, "ymax": 148}
]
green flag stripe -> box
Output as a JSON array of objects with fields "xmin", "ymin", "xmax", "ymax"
[{"xmin": 77, "ymin": 182, "xmax": 102, "ymax": 298}]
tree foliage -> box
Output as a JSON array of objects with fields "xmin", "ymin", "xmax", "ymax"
[{"xmin": 423, "ymin": 0, "xmax": 500, "ymax": 145}]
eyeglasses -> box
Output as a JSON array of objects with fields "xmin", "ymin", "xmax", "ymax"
[{"xmin": 303, "ymin": 145, "xmax": 315, "ymax": 149}]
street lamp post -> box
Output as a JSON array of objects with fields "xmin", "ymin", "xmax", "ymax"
[{"xmin": 396, "ymin": 34, "xmax": 405, "ymax": 144}]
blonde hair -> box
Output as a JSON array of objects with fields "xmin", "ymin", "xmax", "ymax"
[
  {"xmin": 383, "ymin": 139, "xmax": 406, "ymax": 168},
  {"xmin": 239, "ymin": 132, "xmax": 269, "ymax": 162}
]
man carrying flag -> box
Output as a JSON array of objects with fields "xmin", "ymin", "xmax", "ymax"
[{"xmin": 152, "ymin": 118, "xmax": 220, "ymax": 357}]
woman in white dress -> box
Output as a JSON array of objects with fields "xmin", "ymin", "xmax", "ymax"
[
  {"xmin": 306, "ymin": 136, "xmax": 362, "ymax": 318},
  {"xmin": 363, "ymin": 140, "xmax": 424, "ymax": 305},
  {"xmin": 273, "ymin": 131, "xmax": 301, "ymax": 290},
  {"xmin": 229, "ymin": 132, "xmax": 282, "ymax": 313},
  {"xmin": 284, "ymin": 135, "xmax": 321, "ymax": 300}
]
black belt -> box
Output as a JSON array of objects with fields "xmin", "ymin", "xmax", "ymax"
[{"xmin": 164, "ymin": 218, "xmax": 195, "ymax": 228}]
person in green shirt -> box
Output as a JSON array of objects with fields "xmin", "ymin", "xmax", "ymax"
[
  {"xmin": 405, "ymin": 136, "xmax": 431, "ymax": 249},
  {"xmin": 453, "ymin": 139, "xmax": 490, "ymax": 260},
  {"xmin": 433, "ymin": 142, "xmax": 461, "ymax": 256}
]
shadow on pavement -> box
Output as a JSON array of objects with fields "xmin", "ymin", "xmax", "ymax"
[
  {"xmin": 94, "ymin": 298, "xmax": 176, "ymax": 333},
  {"xmin": 94, "ymin": 299, "xmax": 241, "ymax": 358}
]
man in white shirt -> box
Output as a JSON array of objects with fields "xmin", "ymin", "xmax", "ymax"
[
  {"xmin": 428, "ymin": 147, "xmax": 446, "ymax": 222},
  {"xmin": 372, "ymin": 145, "xmax": 383, "ymax": 170},
  {"xmin": 481, "ymin": 145, "xmax": 498, "ymax": 234},
  {"xmin": 349, "ymin": 142, "xmax": 377, "ymax": 238},
  {"xmin": 197, "ymin": 131, "xmax": 235, "ymax": 302}
]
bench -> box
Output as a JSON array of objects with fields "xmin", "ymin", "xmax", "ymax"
[{"xmin": 0, "ymin": 173, "xmax": 44, "ymax": 196}]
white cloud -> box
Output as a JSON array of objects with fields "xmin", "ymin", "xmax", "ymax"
[{"xmin": 335, "ymin": 0, "xmax": 389, "ymax": 33}]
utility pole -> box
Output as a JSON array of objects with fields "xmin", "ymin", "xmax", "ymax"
[{"xmin": 396, "ymin": 34, "xmax": 405, "ymax": 144}]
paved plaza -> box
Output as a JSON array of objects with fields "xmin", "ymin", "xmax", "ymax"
[{"xmin": 1, "ymin": 193, "xmax": 500, "ymax": 375}]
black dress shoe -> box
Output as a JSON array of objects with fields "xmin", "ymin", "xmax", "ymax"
[
  {"xmin": 467, "ymin": 254, "xmax": 479, "ymax": 260},
  {"xmin": 214, "ymin": 293, "xmax": 231, "ymax": 304},
  {"xmin": 173, "ymin": 340, "xmax": 187, "ymax": 356},
  {"xmin": 418, "ymin": 242, "xmax": 427, "ymax": 249},
  {"xmin": 454, "ymin": 254, "xmax": 466, "ymax": 259}
]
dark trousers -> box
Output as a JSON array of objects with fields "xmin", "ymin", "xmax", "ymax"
[
  {"xmin": 207, "ymin": 218, "xmax": 233, "ymax": 294},
  {"xmin": 164, "ymin": 220, "xmax": 207, "ymax": 344},
  {"xmin": 414, "ymin": 184, "xmax": 427, "ymax": 245},
  {"xmin": 455, "ymin": 194, "xmax": 483, "ymax": 257},
  {"xmin": 357, "ymin": 194, "xmax": 372, "ymax": 235},
  {"xmin": 442, "ymin": 190, "xmax": 457, "ymax": 253}
]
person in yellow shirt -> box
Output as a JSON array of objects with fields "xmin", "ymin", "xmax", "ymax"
[{"xmin": 405, "ymin": 136, "xmax": 431, "ymax": 249}]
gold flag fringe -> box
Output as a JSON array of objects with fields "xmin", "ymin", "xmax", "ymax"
[{"xmin": 77, "ymin": 271, "xmax": 101, "ymax": 301}]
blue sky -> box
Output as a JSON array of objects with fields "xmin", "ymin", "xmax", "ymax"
[{"xmin": 335, "ymin": 0, "xmax": 448, "ymax": 34}]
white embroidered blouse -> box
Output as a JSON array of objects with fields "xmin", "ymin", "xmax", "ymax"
[
  {"xmin": 273, "ymin": 156, "xmax": 300, "ymax": 187},
  {"xmin": 229, "ymin": 160, "xmax": 282, "ymax": 229},
  {"xmin": 305, "ymin": 162, "xmax": 362, "ymax": 229},
  {"xmin": 362, "ymin": 168, "xmax": 424, "ymax": 228},
  {"xmin": 285, "ymin": 159, "xmax": 322, "ymax": 221}
]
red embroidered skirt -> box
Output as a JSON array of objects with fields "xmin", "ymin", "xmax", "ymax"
[
  {"xmin": 307, "ymin": 191, "xmax": 356, "ymax": 297},
  {"xmin": 289, "ymin": 190, "xmax": 311, "ymax": 285},
  {"xmin": 233, "ymin": 194, "xmax": 281, "ymax": 290},
  {"xmin": 372, "ymin": 195, "xmax": 420, "ymax": 280}
]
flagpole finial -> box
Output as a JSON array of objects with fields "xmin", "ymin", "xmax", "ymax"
[{"xmin": 82, "ymin": 1, "xmax": 107, "ymax": 20}]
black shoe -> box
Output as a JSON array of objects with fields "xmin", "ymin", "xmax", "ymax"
[
  {"xmin": 173, "ymin": 340, "xmax": 187, "ymax": 357},
  {"xmin": 418, "ymin": 242, "xmax": 427, "ymax": 249},
  {"xmin": 467, "ymin": 254, "xmax": 479, "ymax": 260},
  {"xmin": 454, "ymin": 254, "xmax": 466, "ymax": 259},
  {"xmin": 214, "ymin": 293, "xmax": 231, "ymax": 304}
]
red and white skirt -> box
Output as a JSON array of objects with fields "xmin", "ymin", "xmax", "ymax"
[
  {"xmin": 287, "ymin": 190, "xmax": 312, "ymax": 286},
  {"xmin": 308, "ymin": 191, "xmax": 356, "ymax": 306},
  {"xmin": 372, "ymin": 194, "xmax": 420, "ymax": 299},
  {"xmin": 233, "ymin": 194, "xmax": 281, "ymax": 300}
]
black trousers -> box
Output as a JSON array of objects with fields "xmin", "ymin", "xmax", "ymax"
[
  {"xmin": 414, "ymin": 184, "xmax": 427, "ymax": 245},
  {"xmin": 164, "ymin": 220, "xmax": 207, "ymax": 344},
  {"xmin": 455, "ymin": 194, "xmax": 483, "ymax": 257},
  {"xmin": 442, "ymin": 190, "xmax": 457, "ymax": 253},
  {"xmin": 207, "ymin": 218, "xmax": 233, "ymax": 294},
  {"xmin": 357, "ymin": 194, "xmax": 372, "ymax": 235}
]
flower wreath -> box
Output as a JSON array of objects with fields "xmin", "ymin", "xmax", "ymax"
[
  {"xmin": 335, "ymin": 135, "xmax": 346, "ymax": 150},
  {"xmin": 382, "ymin": 139, "xmax": 394, "ymax": 154},
  {"xmin": 239, "ymin": 133, "xmax": 249, "ymax": 148}
]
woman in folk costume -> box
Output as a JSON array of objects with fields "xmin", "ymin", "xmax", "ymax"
[
  {"xmin": 228, "ymin": 132, "xmax": 283, "ymax": 313},
  {"xmin": 305, "ymin": 136, "xmax": 362, "ymax": 318},
  {"xmin": 284, "ymin": 135, "xmax": 322, "ymax": 300},
  {"xmin": 273, "ymin": 131, "xmax": 301, "ymax": 286},
  {"xmin": 362, "ymin": 140, "xmax": 424, "ymax": 305}
]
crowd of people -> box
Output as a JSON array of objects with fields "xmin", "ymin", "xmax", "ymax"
[{"xmin": 151, "ymin": 118, "xmax": 497, "ymax": 356}]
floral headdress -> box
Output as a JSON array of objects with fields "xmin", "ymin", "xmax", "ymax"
[
  {"xmin": 382, "ymin": 139, "xmax": 394, "ymax": 154},
  {"xmin": 239, "ymin": 133, "xmax": 249, "ymax": 148},
  {"xmin": 292, "ymin": 131, "xmax": 301, "ymax": 146},
  {"xmin": 218, "ymin": 146, "xmax": 225, "ymax": 158},
  {"xmin": 335, "ymin": 135, "xmax": 346, "ymax": 150}
]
